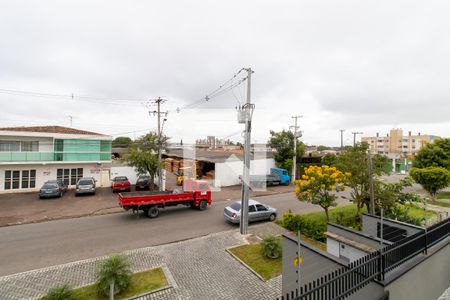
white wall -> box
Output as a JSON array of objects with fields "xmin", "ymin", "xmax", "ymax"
[
  {"xmin": 327, "ymin": 238, "xmax": 340, "ymax": 257},
  {"xmin": 111, "ymin": 165, "xmax": 139, "ymax": 183},
  {"xmin": 110, "ymin": 165, "xmax": 165, "ymax": 190},
  {"xmin": 327, "ymin": 238, "xmax": 368, "ymax": 262},
  {"xmin": 0, "ymin": 162, "xmax": 112, "ymax": 193},
  {"xmin": 214, "ymin": 158, "xmax": 275, "ymax": 187}
]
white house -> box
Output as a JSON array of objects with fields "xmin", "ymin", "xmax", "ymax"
[{"xmin": 0, "ymin": 126, "xmax": 113, "ymax": 193}]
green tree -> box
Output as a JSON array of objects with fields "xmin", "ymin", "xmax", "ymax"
[
  {"xmin": 112, "ymin": 136, "xmax": 132, "ymax": 148},
  {"xmin": 96, "ymin": 254, "xmax": 132, "ymax": 297},
  {"xmin": 413, "ymin": 138, "xmax": 450, "ymax": 169},
  {"xmin": 410, "ymin": 167, "xmax": 450, "ymax": 200},
  {"xmin": 132, "ymin": 132, "xmax": 169, "ymax": 153},
  {"xmin": 268, "ymin": 130, "xmax": 305, "ymax": 174},
  {"xmin": 296, "ymin": 165, "xmax": 349, "ymax": 220},
  {"xmin": 321, "ymin": 153, "xmax": 337, "ymax": 166},
  {"xmin": 335, "ymin": 143, "xmax": 391, "ymax": 214},
  {"xmin": 124, "ymin": 132, "xmax": 169, "ymax": 189},
  {"xmin": 125, "ymin": 149, "xmax": 160, "ymax": 188},
  {"xmin": 372, "ymin": 177, "xmax": 420, "ymax": 215}
]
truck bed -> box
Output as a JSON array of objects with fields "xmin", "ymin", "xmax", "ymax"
[{"xmin": 118, "ymin": 190, "xmax": 196, "ymax": 207}]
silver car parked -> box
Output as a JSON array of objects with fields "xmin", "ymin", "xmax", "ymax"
[
  {"xmin": 224, "ymin": 199, "xmax": 277, "ymax": 224},
  {"xmin": 75, "ymin": 177, "xmax": 96, "ymax": 196}
]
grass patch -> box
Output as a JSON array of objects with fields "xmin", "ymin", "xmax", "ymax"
[
  {"xmin": 42, "ymin": 268, "xmax": 168, "ymax": 300},
  {"xmin": 229, "ymin": 243, "xmax": 282, "ymax": 281},
  {"xmin": 429, "ymin": 200, "xmax": 450, "ymax": 208},
  {"xmin": 294, "ymin": 204, "xmax": 366, "ymax": 225},
  {"xmin": 405, "ymin": 204, "xmax": 437, "ymax": 219},
  {"xmin": 437, "ymin": 192, "xmax": 450, "ymax": 200}
]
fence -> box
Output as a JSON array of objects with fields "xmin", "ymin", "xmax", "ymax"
[{"xmin": 279, "ymin": 217, "xmax": 450, "ymax": 300}]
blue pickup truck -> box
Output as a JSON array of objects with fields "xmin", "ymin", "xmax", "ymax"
[{"xmin": 249, "ymin": 168, "xmax": 291, "ymax": 187}]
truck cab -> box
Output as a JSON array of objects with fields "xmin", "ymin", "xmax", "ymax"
[{"xmin": 270, "ymin": 168, "xmax": 290, "ymax": 185}]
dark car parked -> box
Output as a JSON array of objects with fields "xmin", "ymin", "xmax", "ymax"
[
  {"xmin": 39, "ymin": 180, "xmax": 67, "ymax": 199},
  {"xmin": 135, "ymin": 175, "xmax": 151, "ymax": 190}
]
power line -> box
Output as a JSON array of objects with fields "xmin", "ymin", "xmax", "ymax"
[
  {"xmin": 175, "ymin": 69, "xmax": 247, "ymax": 113},
  {"xmin": 0, "ymin": 88, "xmax": 143, "ymax": 103}
]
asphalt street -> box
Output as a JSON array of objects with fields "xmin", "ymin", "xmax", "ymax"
[{"xmin": 0, "ymin": 192, "xmax": 349, "ymax": 276}]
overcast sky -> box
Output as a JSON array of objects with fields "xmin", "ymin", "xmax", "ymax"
[{"xmin": 1, "ymin": 0, "xmax": 449, "ymax": 146}]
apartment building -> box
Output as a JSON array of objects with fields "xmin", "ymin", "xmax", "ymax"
[
  {"xmin": 0, "ymin": 126, "xmax": 112, "ymax": 193},
  {"xmin": 362, "ymin": 128, "xmax": 439, "ymax": 157}
]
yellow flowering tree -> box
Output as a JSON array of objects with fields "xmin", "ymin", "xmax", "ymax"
[{"xmin": 295, "ymin": 165, "xmax": 349, "ymax": 221}]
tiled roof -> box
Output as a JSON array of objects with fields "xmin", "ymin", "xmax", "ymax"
[{"xmin": 0, "ymin": 125, "xmax": 105, "ymax": 136}]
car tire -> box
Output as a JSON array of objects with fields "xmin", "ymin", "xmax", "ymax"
[
  {"xmin": 147, "ymin": 207, "xmax": 160, "ymax": 218},
  {"xmin": 198, "ymin": 200, "xmax": 208, "ymax": 211},
  {"xmin": 269, "ymin": 213, "xmax": 276, "ymax": 221}
]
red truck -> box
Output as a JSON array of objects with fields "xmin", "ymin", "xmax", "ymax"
[{"xmin": 118, "ymin": 179, "xmax": 212, "ymax": 218}]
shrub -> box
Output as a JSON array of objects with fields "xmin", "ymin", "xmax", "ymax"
[
  {"xmin": 42, "ymin": 284, "xmax": 75, "ymax": 300},
  {"xmin": 261, "ymin": 235, "xmax": 282, "ymax": 259},
  {"xmin": 385, "ymin": 205, "xmax": 423, "ymax": 226},
  {"xmin": 278, "ymin": 211, "xmax": 327, "ymax": 242},
  {"xmin": 96, "ymin": 254, "xmax": 132, "ymax": 296}
]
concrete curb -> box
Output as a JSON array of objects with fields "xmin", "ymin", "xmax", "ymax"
[{"xmin": 126, "ymin": 285, "xmax": 173, "ymax": 300}]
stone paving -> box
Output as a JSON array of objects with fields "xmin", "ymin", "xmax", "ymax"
[
  {"xmin": 439, "ymin": 286, "xmax": 450, "ymax": 300},
  {"xmin": 0, "ymin": 223, "xmax": 284, "ymax": 300}
]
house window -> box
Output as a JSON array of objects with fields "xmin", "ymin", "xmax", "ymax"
[
  {"xmin": 4, "ymin": 169, "xmax": 36, "ymax": 190},
  {"xmin": 58, "ymin": 168, "xmax": 83, "ymax": 186},
  {"xmin": 0, "ymin": 141, "xmax": 20, "ymax": 152},
  {"xmin": 0, "ymin": 141, "xmax": 39, "ymax": 151},
  {"xmin": 21, "ymin": 141, "xmax": 39, "ymax": 152},
  {"xmin": 54, "ymin": 139, "xmax": 64, "ymax": 161}
]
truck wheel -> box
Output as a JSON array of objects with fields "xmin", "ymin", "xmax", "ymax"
[
  {"xmin": 198, "ymin": 200, "xmax": 208, "ymax": 211},
  {"xmin": 147, "ymin": 207, "xmax": 160, "ymax": 218},
  {"xmin": 269, "ymin": 213, "xmax": 276, "ymax": 221}
]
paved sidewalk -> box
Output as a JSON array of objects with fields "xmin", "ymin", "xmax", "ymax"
[{"xmin": 0, "ymin": 223, "xmax": 285, "ymax": 300}]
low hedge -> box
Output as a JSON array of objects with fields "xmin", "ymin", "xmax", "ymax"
[
  {"xmin": 277, "ymin": 205, "xmax": 363, "ymax": 242},
  {"xmin": 278, "ymin": 211, "xmax": 328, "ymax": 242}
]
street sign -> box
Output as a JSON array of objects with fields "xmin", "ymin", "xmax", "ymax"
[{"xmin": 294, "ymin": 256, "xmax": 303, "ymax": 266}]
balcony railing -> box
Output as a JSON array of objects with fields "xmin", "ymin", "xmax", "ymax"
[{"xmin": 0, "ymin": 152, "xmax": 112, "ymax": 162}]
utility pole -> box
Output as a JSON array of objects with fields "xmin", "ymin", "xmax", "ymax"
[
  {"xmin": 352, "ymin": 131, "xmax": 363, "ymax": 147},
  {"xmin": 66, "ymin": 115, "xmax": 73, "ymax": 127},
  {"xmin": 290, "ymin": 115, "xmax": 302, "ymax": 183},
  {"xmin": 148, "ymin": 97, "xmax": 167, "ymax": 191},
  {"xmin": 339, "ymin": 129, "xmax": 345, "ymax": 151},
  {"xmin": 240, "ymin": 67, "xmax": 254, "ymax": 235},
  {"xmin": 368, "ymin": 150, "xmax": 375, "ymax": 215}
]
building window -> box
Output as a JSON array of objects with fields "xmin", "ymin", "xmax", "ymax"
[
  {"xmin": 21, "ymin": 141, "xmax": 39, "ymax": 152},
  {"xmin": 0, "ymin": 141, "xmax": 20, "ymax": 152},
  {"xmin": 0, "ymin": 141, "xmax": 39, "ymax": 152},
  {"xmin": 58, "ymin": 168, "xmax": 83, "ymax": 186},
  {"xmin": 54, "ymin": 139, "xmax": 64, "ymax": 161},
  {"xmin": 4, "ymin": 169, "xmax": 35, "ymax": 190}
]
